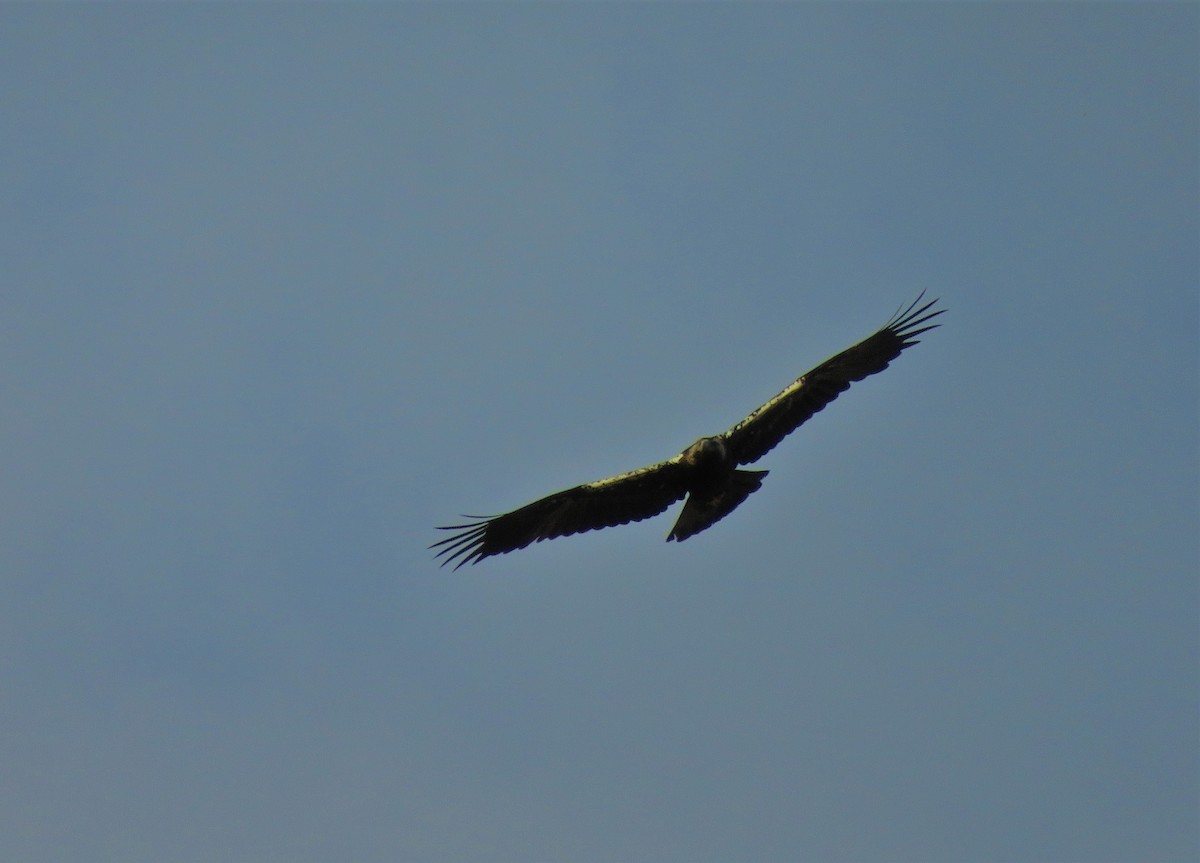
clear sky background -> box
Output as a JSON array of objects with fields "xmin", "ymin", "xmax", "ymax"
[{"xmin": 2, "ymin": 5, "xmax": 1196, "ymax": 862}]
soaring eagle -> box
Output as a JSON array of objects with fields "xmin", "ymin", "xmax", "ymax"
[{"xmin": 433, "ymin": 294, "xmax": 943, "ymax": 569}]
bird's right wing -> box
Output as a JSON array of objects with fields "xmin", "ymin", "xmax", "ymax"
[
  {"xmin": 722, "ymin": 293, "xmax": 944, "ymax": 464},
  {"xmin": 431, "ymin": 458, "xmax": 691, "ymax": 569}
]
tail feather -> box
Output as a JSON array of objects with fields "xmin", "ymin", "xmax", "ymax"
[{"xmin": 667, "ymin": 469, "xmax": 768, "ymax": 542}]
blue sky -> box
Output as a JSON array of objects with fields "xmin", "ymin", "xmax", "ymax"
[{"xmin": 2, "ymin": 5, "xmax": 1196, "ymax": 862}]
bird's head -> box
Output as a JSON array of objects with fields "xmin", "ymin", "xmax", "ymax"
[{"xmin": 681, "ymin": 435, "xmax": 727, "ymax": 467}]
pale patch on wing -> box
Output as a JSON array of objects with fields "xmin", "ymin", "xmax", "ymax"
[
  {"xmin": 583, "ymin": 454, "xmax": 684, "ymax": 489},
  {"xmin": 726, "ymin": 375, "xmax": 808, "ymax": 436}
]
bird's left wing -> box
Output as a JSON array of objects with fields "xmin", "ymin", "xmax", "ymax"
[
  {"xmin": 722, "ymin": 293, "xmax": 944, "ymax": 464},
  {"xmin": 431, "ymin": 458, "xmax": 691, "ymax": 569}
]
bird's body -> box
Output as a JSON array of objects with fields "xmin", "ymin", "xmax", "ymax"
[
  {"xmin": 664, "ymin": 436, "xmax": 768, "ymax": 542},
  {"xmin": 433, "ymin": 294, "xmax": 943, "ymax": 569}
]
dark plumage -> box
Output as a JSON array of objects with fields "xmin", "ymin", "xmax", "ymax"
[{"xmin": 432, "ymin": 294, "xmax": 944, "ymax": 568}]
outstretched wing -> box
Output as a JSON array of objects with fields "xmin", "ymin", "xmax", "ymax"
[
  {"xmin": 722, "ymin": 293, "xmax": 944, "ymax": 464},
  {"xmin": 431, "ymin": 458, "xmax": 691, "ymax": 569}
]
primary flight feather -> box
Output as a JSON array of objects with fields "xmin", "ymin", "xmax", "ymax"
[{"xmin": 432, "ymin": 293, "xmax": 944, "ymax": 569}]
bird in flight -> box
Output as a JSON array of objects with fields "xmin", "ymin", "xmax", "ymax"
[{"xmin": 433, "ymin": 294, "xmax": 944, "ymax": 569}]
